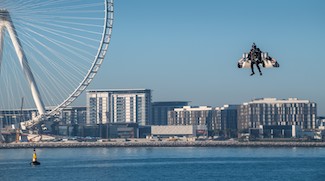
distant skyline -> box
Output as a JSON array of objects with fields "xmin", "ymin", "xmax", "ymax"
[{"xmin": 85, "ymin": 0, "xmax": 325, "ymax": 115}]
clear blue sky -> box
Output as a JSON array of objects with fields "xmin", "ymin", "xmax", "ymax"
[{"xmin": 88, "ymin": 0, "xmax": 325, "ymax": 115}]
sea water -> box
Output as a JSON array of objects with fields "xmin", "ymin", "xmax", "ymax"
[{"xmin": 0, "ymin": 147, "xmax": 325, "ymax": 181}]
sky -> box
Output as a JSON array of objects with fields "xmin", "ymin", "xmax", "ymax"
[{"xmin": 85, "ymin": 0, "xmax": 325, "ymax": 115}]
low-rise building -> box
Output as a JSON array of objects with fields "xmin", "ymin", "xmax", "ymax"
[
  {"xmin": 0, "ymin": 106, "xmax": 86, "ymax": 128},
  {"xmin": 249, "ymin": 125, "xmax": 302, "ymax": 139},
  {"xmin": 151, "ymin": 125, "xmax": 207, "ymax": 138},
  {"xmin": 75, "ymin": 123, "xmax": 138, "ymax": 138},
  {"xmin": 168, "ymin": 106, "xmax": 212, "ymax": 127},
  {"xmin": 317, "ymin": 117, "xmax": 325, "ymax": 130}
]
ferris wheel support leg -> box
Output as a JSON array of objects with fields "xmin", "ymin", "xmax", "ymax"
[{"xmin": 4, "ymin": 21, "xmax": 46, "ymax": 115}]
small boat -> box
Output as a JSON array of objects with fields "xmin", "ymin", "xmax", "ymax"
[{"xmin": 30, "ymin": 148, "xmax": 40, "ymax": 165}]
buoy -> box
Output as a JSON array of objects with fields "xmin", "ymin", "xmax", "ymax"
[{"xmin": 30, "ymin": 148, "xmax": 40, "ymax": 165}]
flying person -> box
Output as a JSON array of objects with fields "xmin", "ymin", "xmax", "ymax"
[
  {"xmin": 237, "ymin": 43, "xmax": 280, "ymax": 73},
  {"xmin": 248, "ymin": 43, "xmax": 262, "ymax": 76}
]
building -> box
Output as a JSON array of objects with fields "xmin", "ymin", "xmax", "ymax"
[
  {"xmin": 168, "ymin": 106, "xmax": 212, "ymax": 131},
  {"xmin": 75, "ymin": 123, "xmax": 138, "ymax": 138},
  {"xmin": 0, "ymin": 106, "xmax": 86, "ymax": 129},
  {"xmin": 86, "ymin": 90, "xmax": 109, "ymax": 125},
  {"xmin": 151, "ymin": 125, "xmax": 207, "ymax": 138},
  {"xmin": 151, "ymin": 101, "xmax": 189, "ymax": 125},
  {"xmin": 262, "ymin": 125, "xmax": 302, "ymax": 138},
  {"xmin": 249, "ymin": 125, "xmax": 302, "ymax": 139},
  {"xmin": 211, "ymin": 105, "xmax": 239, "ymax": 138},
  {"xmin": 316, "ymin": 117, "xmax": 325, "ymax": 129},
  {"xmin": 60, "ymin": 106, "xmax": 86, "ymax": 125},
  {"xmin": 0, "ymin": 108, "xmax": 37, "ymax": 128},
  {"xmin": 238, "ymin": 98, "xmax": 317, "ymax": 132},
  {"xmin": 86, "ymin": 89, "xmax": 151, "ymax": 126},
  {"xmin": 167, "ymin": 105, "xmax": 239, "ymax": 137}
]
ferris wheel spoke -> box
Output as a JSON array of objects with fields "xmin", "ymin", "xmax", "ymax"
[
  {"xmin": 1, "ymin": 47, "xmax": 30, "ymax": 109},
  {"xmin": 10, "ymin": 26, "xmax": 87, "ymax": 80},
  {"xmin": 19, "ymin": 37, "xmax": 83, "ymax": 90},
  {"xmin": 15, "ymin": 24, "xmax": 96, "ymax": 64},
  {"xmin": 24, "ymin": 20, "xmax": 102, "ymax": 41},
  {"xmin": 0, "ymin": 27, "xmax": 4, "ymax": 73},
  {"xmin": 42, "ymin": 20, "xmax": 103, "ymax": 28},
  {"xmin": 17, "ymin": 41, "xmax": 84, "ymax": 96},
  {"xmin": 22, "ymin": 1, "xmax": 103, "ymax": 12},
  {"xmin": 16, "ymin": 0, "xmax": 73, "ymax": 11},
  {"xmin": 17, "ymin": 22, "xmax": 99, "ymax": 50},
  {"xmin": 16, "ymin": 24, "xmax": 95, "ymax": 66}
]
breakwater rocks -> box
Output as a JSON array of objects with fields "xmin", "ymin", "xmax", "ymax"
[{"xmin": 1, "ymin": 141, "xmax": 325, "ymax": 149}]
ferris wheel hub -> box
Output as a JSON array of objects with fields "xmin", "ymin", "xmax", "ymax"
[{"xmin": 0, "ymin": 9, "xmax": 9, "ymax": 20}]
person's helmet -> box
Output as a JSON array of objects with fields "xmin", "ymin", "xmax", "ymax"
[{"xmin": 252, "ymin": 43, "xmax": 256, "ymax": 48}]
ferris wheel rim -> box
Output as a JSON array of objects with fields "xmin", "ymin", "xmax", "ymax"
[{"xmin": 46, "ymin": 0, "xmax": 114, "ymax": 116}]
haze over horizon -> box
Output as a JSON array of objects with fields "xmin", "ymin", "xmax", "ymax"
[{"xmin": 83, "ymin": 0, "xmax": 325, "ymax": 115}]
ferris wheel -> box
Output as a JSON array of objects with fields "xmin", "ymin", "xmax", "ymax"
[{"xmin": 0, "ymin": 0, "xmax": 114, "ymax": 128}]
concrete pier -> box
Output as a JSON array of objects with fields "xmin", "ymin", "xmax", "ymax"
[{"xmin": 1, "ymin": 140, "xmax": 325, "ymax": 149}]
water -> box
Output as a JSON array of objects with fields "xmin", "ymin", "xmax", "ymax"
[{"xmin": 1, "ymin": 147, "xmax": 325, "ymax": 181}]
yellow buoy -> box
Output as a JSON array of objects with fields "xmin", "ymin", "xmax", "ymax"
[{"xmin": 30, "ymin": 148, "xmax": 40, "ymax": 165}]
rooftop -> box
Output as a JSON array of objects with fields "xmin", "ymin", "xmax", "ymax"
[
  {"xmin": 87, "ymin": 88, "xmax": 150, "ymax": 92},
  {"xmin": 244, "ymin": 98, "xmax": 312, "ymax": 105}
]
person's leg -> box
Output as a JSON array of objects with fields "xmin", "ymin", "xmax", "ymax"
[
  {"xmin": 256, "ymin": 63, "xmax": 262, "ymax": 75},
  {"xmin": 250, "ymin": 62, "xmax": 255, "ymax": 76}
]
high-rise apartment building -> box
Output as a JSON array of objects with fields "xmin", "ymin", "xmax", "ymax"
[
  {"xmin": 86, "ymin": 89, "xmax": 151, "ymax": 126},
  {"xmin": 238, "ymin": 98, "xmax": 317, "ymax": 131},
  {"xmin": 151, "ymin": 101, "xmax": 189, "ymax": 125}
]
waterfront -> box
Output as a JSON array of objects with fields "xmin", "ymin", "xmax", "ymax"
[
  {"xmin": 2, "ymin": 140, "xmax": 325, "ymax": 149},
  {"xmin": 1, "ymin": 147, "xmax": 325, "ymax": 181}
]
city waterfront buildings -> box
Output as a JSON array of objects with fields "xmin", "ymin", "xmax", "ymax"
[
  {"xmin": 1, "ymin": 92, "xmax": 320, "ymax": 140},
  {"xmin": 86, "ymin": 89, "xmax": 151, "ymax": 126}
]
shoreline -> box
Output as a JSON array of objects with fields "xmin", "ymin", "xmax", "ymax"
[{"xmin": 1, "ymin": 141, "xmax": 325, "ymax": 149}]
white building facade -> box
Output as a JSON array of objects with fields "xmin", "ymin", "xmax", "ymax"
[
  {"xmin": 168, "ymin": 106, "xmax": 212, "ymax": 127},
  {"xmin": 238, "ymin": 98, "xmax": 317, "ymax": 131},
  {"xmin": 86, "ymin": 89, "xmax": 151, "ymax": 126}
]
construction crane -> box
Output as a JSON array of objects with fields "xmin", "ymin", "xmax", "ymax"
[{"xmin": 15, "ymin": 97, "xmax": 24, "ymax": 142}]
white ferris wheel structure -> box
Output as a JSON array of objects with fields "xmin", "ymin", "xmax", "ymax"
[{"xmin": 0, "ymin": 0, "xmax": 114, "ymax": 129}]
